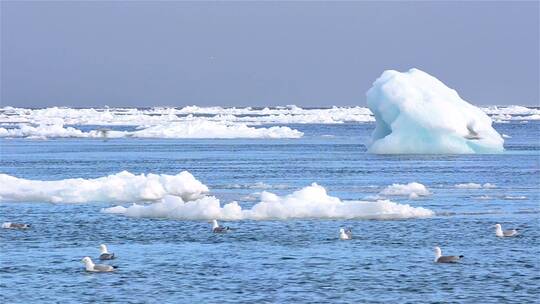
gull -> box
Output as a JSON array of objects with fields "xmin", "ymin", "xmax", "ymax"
[
  {"xmin": 464, "ymin": 123, "xmax": 481, "ymax": 140},
  {"xmin": 434, "ymin": 246, "xmax": 464, "ymax": 263},
  {"xmin": 99, "ymin": 244, "xmax": 115, "ymax": 260},
  {"xmin": 1, "ymin": 222, "xmax": 30, "ymax": 229},
  {"xmin": 211, "ymin": 219, "xmax": 230, "ymax": 233},
  {"xmin": 494, "ymin": 224, "xmax": 518, "ymax": 237},
  {"xmin": 339, "ymin": 228, "xmax": 352, "ymax": 240},
  {"xmin": 81, "ymin": 257, "xmax": 116, "ymax": 272}
]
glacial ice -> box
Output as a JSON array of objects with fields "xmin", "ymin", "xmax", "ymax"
[
  {"xmin": 0, "ymin": 171, "xmax": 209, "ymax": 203},
  {"xmin": 366, "ymin": 68, "xmax": 505, "ymax": 154},
  {"xmin": 103, "ymin": 183, "xmax": 434, "ymax": 220}
]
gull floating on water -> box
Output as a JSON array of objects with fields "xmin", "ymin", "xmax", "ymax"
[
  {"xmin": 81, "ymin": 257, "xmax": 116, "ymax": 272},
  {"xmin": 1, "ymin": 222, "xmax": 30, "ymax": 229},
  {"xmin": 211, "ymin": 219, "xmax": 230, "ymax": 233},
  {"xmin": 339, "ymin": 228, "xmax": 352, "ymax": 240},
  {"xmin": 99, "ymin": 244, "xmax": 115, "ymax": 260},
  {"xmin": 494, "ymin": 224, "xmax": 518, "ymax": 237},
  {"xmin": 434, "ymin": 246, "xmax": 464, "ymax": 263}
]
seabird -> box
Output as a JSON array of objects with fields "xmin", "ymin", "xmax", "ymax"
[
  {"xmin": 434, "ymin": 246, "xmax": 464, "ymax": 263},
  {"xmin": 1, "ymin": 222, "xmax": 30, "ymax": 229},
  {"xmin": 464, "ymin": 123, "xmax": 481, "ymax": 140},
  {"xmin": 494, "ymin": 224, "xmax": 518, "ymax": 237},
  {"xmin": 81, "ymin": 257, "xmax": 117, "ymax": 272},
  {"xmin": 211, "ymin": 219, "xmax": 230, "ymax": 233},
  {"xmin": 97, "ymin": 128, "xmax": 110, "ymax": 141},
  {"xmin": 339, "ymin": 228, "xmax": 352, "ymax": 240},
  {"xmin": 99, "ymin": 244, "xmax": 115, "ymax": 260}
]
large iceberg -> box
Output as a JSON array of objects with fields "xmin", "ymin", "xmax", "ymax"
[{"xmin": 366, "ymin": 68, "xmax": 504, "ymax": 154}]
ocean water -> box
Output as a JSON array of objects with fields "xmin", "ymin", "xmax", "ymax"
[{"xmin": 1, "ymin": 121, "xmax": 539, "ymax": 303}]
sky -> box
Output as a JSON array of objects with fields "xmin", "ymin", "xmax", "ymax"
[{"xmin": 1, "ymin": 1, "xmax": 538, "ymax": 108}]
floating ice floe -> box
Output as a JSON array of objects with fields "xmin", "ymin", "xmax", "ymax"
[
  {"xmin": 0, "ymin": 120, "xmax": 303, "ymax": 139},
  {"xmin": 366, "ymin": 68, "xmax": 505, "ymax": 154},
  {"xmin": 0, "ymin": 105, "xmax": 374, "ymax": 126},
  {"xmin": 102, "ymin": 183, "xmax": 434, "ymax": 220},
  {"xmin": 379, "ymin": 182, "xmax": 431, "ymax": 199},
  {"xmin": 0, "ymin": 171, "xmax": 208, "ymax": 203},
  {"xmin": 454, "ymin": 183, "xmax": 497, "ymax": 189},
  {"xmin": 2, "ymin": 104, "xmax": 535, "ymax": 128}
]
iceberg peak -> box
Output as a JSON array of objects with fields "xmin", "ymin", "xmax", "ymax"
[{"xmin": 366, "ymin": 68, "xmax": 504, "ymax": 154}]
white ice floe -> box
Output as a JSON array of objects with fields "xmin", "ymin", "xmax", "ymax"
[
  {"xmin": 0, "ymin": 104, "xmax": 536, "ymax": 129},
  {"xmin": 0, "ymin": 120, "xmax": 303, "ymax": 139},
  {"xmin": 0, "ymin": 105, "xmax": 374, "ymax": 126},
  {"xmin": 454, "ymin": 183, "xmax": 497, "ymax": 189},
  {"xmin": 380, "ymin": 182, "xmax": 431, "ymax": 199},
  {"xmin": 129, "ymin": 121, "xmax": 302, "ymax": 139},
  {"xmin": 0, "ymin": 171, "xmax": 208, "ymax": 203},
  {"xmin": 503, "ymin": 195, "xmax": 527, "ymax": 200},
  {"xmin": 482, "ymin": 105, "xmax": 540, "ymax": 116},
  {"xmin": 366, "ymin": 68, "xmax": 505, "ymax": 154},
  {"xmin": 228, "ymin": 182, "xmax": 289, "ymax": 190},
  {"xmin": 102, "ymin": 183, "xmax": 434, "ymax": 220}
]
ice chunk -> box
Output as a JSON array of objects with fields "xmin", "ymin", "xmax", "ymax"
[
  {"xmin": 454, "ymin": 183, "xmax": 496, "ymax": 189},
  {"xmin": 366, "ymin": 68, "xmax": 504, "ymax": 154},
  {"xmin": 0, "ymin": 171, "xmax": 208, "ymax": 203},
  {"xmin": 380, "ymin": 182, "xmax": 431, "ymax": 199},
  {"xmin": 102, "ymin": 183, "xmax": 434, "ymax": 220}
]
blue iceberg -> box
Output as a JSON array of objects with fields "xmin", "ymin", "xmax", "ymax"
[{"xmin": 367, "ymin": 68, "xmax": 504, "ymax": 154}]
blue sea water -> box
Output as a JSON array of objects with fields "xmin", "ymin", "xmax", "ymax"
[{"xmin": 1, "ymin": 121, "xmax": 539, "ymax": 303}]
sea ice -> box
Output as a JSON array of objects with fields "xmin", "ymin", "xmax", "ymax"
[
  {"xmin": 0, "ymin": 171, "xmax": 208, "ymax": 203},
  {"xmin": 379, "ymin": 182, "xmax": 431, "ymax": 199},
  {"xmin": 103, "ymin": 183, "xmax": 434, "ymax": 220},
  {"xmin": 0, "ymin": 120, "xmax": 303, "ymax": 139}
]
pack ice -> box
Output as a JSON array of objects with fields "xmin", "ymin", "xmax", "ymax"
[{"xmin": 366, "ymin": 68, "xmax": 504, "ymax": 154}]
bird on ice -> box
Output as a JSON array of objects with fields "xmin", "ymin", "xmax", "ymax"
[
  {"xmin": 1, "ymin": 222, "xmax": 30, "ymax": 229},
  {"xmin": 211, "ymin": 219, "xmax": 230, "ymax": 233},
  {"xmin": 99, "ymin": 244, "xmax": 115, "ymax": 260},
  {"xmin": 493, "ymin": 224, "xmax": 518, "ymax": 237},
  {"xmin": 81, "ymin": 257, "xmax": 117, "ymax": 272},
  {"xmin": 434, "ymin": 246, "xmax": 464, "ymax": 263},
  {"xmin": 339, "ymin": 228, "xmax": 352, "ymax": 240}
]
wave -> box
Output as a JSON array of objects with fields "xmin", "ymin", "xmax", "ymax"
[
  {"xmin": 102, "ymin": 183, "xmax": 434, "ymax": 221},
  {"xmin": 0, "ymin": 171, "xmax": 208, "ymax": 203}
]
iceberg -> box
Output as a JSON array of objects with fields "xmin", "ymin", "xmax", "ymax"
[{"xmin": 366, "ymin": 68, "xmax": 504, "ymax": 154}]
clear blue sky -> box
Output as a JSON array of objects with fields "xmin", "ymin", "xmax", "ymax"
[{"xmin": 1, "ymin": 1, "xmax": 538, "ymax": 108}]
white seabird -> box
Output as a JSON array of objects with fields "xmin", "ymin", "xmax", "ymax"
[
  {"xmin": 211, "ymin": 219, "xmax": 230, "ymax": 233},
  {"xmin": 81, "ymin": 257, "xmax": 116, "ymax": 272},
  {"xmin": 339, "ymin": 228, "xmax": 352, "ymax": 240},
  {"xmin": 99, "ymin": 244, "xmax": 115, "ymax": 260},
  {"xmin": 434, "ymin": 246, "xmax": 463, "ymax": 263},
  {"xmin": 1, "ymin": 222, "xmax": 30, "ymax": 229},
  {"xmin": 494, "ymin": 224, "xmax": 518, "ymax": 237},
  {"xmin": 464, "ymin": 123, "xmax": 482, "ymax": 140}
]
